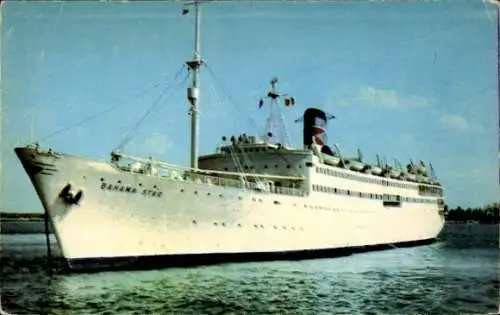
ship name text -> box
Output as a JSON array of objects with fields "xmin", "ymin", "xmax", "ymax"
[{"xmin": 100, "ymin": 182, "xmax": 162, "ymax": 198}]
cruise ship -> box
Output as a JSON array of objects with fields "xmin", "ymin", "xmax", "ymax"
[{"xmin": 14, "ymin": 1, "xmax": 445, "ymax": 271}]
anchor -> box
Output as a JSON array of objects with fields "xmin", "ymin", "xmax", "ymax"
[{"xmin": 59, "ymin": 183, "xmax": 83, "ymax": 205}]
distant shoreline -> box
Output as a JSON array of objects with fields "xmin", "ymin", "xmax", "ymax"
[{"xmin": 1, "ymin": 212, "xmax": 45, "ymax": 220}]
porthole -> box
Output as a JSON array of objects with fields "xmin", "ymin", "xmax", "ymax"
[
  {"xmin": 273, "ymin": 225, "xmax": 277, "ymax": 229},
  {"xmin": 238, "ymin": 224, "xmax": 242, "ymax": 227},
  {"xmin": 260, "ymin": 224, "xmax": 264, "ymax": 228},
  {"xmin": 254, "ymin": 224, "xmax": 258, "ymax": 228},
  {"xmin": 100, "ymin": 177, "xmax": 105, "ymax": 182},
  {"xmin": 287, "ymin": 165, "xmax": 291, "ymax": 169},
  {"xmin": 117, "ymin": 180, "xmax": 122, "ymax": 184},
  {"xmin": 207, "ymin": 192, "xmax": 211, "ymax": 196},
  {"xmin": 139, "ymin": 183, "xmax": 143, "ymax": 187},
  {"xmin": 222, "ymin": 223, "xmax": 226, "ymax": 227},
  {"xmin": 275, "ymin": 165, "xmax": 279, "ymax": 168},
  {"xmin": 219, "ymin": 194, "xmax": 223, "ymax": 198},
  {"xmin": 214, "ymin": 222, "xmax": 218, "ymax": 226},
  {"xmin": 264, "ymin": 165, "xmax": 268, "ymax": 169},
  {"xmin": 194, "ymin": 191, "xmax": 198, "ymax": 194},
  {"xmin": 192, "ymin": 220, "xmax": 197, "ymax": 224},
  {"xmin": 224, "ymin": 168, "xmax": 228, "ymax": 171},
  {"xmin": 181, "ymin": 189, "xmax": 185, "ymax": 192}
]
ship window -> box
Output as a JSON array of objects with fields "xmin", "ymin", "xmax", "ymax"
[
  {"xmin": 260, "ymin": 224, "xmax": 264, "ymax": 228},
  {"xmin": 306, "ymin": 162, "xmax": 313, "ymax": 167},
  {"xmin": 207, "ymin": 192, "xmax": 211, "ymax": 196},
  {"xmin": 117, "ymin": 180, "xmax": 121, "ymax": 184},
  {"xmin": 219, "ymin": 194, "xmax": 223, "ymax": 198},
  {"xmin": 214, "ymin": 222, "xmax": 218, "ymax": 226},
  {"xmin": 194, "ymin": 191, "xmax": 198, "ymax": 194},
  {"xmin": 275, "ymin": 164, "xmax": 279, "ymax": 168},
  {"xmin": 139, "ymin": 183, "xmax": 143, "ymax": 186},
  {"xmin": 273, "ymin": 225, "xmax": 277, "ymax": 229},
  {"xmin": 222, "ymin": 223, "xmax": 226, "ymax": 227},
  {"xmin": 192, "ymin": 220, "xmax": 197, "ymax": 224},
  {"xmin": 181, "ymin": 189, "xmax": 185, "ymax": 192},
  {"xmin": 287, "ymin": 165, "xmax": 291, "ymax": 169},
  {"xmin": 224, "ymin": 167, "xmax": 228, "ymax": 171},
  {"xmin": 254, "ymin": 224, "xmax": 258, "ymax": 228},
  {"xmin": 334, "ymin": 188, "xmax": 338, "ymax": 193},
  {"xmin": 244, "ymin": 165, "xmax": 248, "ymax": 169},
  {"xmin": 298, "ymin": 165, "xmax": 302, "ymax": 168},
  {"xmin": 264, "ymin": 165, "xmax": 268, "ymax": 169},
  {"xmin": 238, "ymin": 224, "xmax": 242, "ymax": 227},
  {"xmin": 100, "ymin": 177, "xmax": 105, "ymax": 182}
]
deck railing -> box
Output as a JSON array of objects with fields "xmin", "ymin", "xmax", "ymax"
[{"xmin": 113, "ymin": 155, "xmax": 305, "ymax": 197}]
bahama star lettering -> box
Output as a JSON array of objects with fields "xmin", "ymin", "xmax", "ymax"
[{"xmin": 100, "ymin": 182, "xmax": 161, "ymax": 197}]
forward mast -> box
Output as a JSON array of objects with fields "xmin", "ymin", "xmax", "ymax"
[{"xmin": 186, "ymin": 0, "xmax": 203, "ymax": 169}]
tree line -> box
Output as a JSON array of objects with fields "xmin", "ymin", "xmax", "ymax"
[{"xmin": 445, "ymin": 202, "xmax": 499, "ymax": 224}]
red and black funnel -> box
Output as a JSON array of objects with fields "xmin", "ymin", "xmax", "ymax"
[{"xmin": 303, "ymin": 108, "xmax": 328, "ymax": 147}]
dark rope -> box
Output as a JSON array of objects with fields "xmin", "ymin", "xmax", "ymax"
[
  {"xmin": 204, "ymin": 63, "xmax": 259, "ymax": 131},
  {"xmin": 114, "ymin": 65, "xmax": 189, "ymax": 152},
  {"xmin": 35, "ymin": 70, "xmax": 178, "ymax": 144}
]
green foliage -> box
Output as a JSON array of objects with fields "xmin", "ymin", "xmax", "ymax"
[{"xmin": 445, "ymin": 202, "xmax": 499, "ymax": 224}]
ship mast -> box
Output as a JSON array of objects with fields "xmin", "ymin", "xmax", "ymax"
[{"xmin": 186, "ymin": 0, "xmax": 203, "ymax": 169}]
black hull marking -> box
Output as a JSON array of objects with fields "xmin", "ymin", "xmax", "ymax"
[
  {"xmin": 39, "ymin": 171, "xmax": 55, "ymax": 176},
  {"xmin": 64, "ymin": 238, "xmax": 436, "ymax": 274}
]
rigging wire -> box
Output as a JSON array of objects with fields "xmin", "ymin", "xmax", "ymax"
[
  {"xmin": 35, "ymin": 68, "xmax": 182, "ymax": 144},
  {"xmin": 203, "ymin": 63, "xmax": 260, "ymax": 131},
  {"xmin": 203, "ymin": 63, "xmax": 303, "ymax": 178},
  {"xmin": 114, "ymin": 65, "xmax": 189, "ymax": 152}
]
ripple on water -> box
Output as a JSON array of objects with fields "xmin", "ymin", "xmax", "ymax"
[{"xmin": 2, "ymin": 224, "xmax": 499, "ymax": 314}]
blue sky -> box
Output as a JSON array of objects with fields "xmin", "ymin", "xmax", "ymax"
[{"xmin": 1, "ymin": 0, "xmax": 498, "ymax": 212}]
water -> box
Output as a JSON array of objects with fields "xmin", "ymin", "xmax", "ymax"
[{"xmin": 1, "ymin": 223, "xmax": 498, "ymax": 314}]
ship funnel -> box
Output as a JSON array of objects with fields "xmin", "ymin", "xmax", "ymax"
[{"xmin": 303, "ymin": 108, "xmax": 328, "ymax": 148}]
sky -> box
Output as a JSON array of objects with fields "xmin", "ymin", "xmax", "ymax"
[{"xmin": 1, "ymin": 0, "xmax": 498, "ymax": 212}]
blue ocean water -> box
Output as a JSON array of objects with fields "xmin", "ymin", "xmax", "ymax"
[{"xmin": 1, "ymin": 223, "xmax": 498, "ymax": 314}]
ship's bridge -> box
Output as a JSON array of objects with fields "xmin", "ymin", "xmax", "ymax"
[{"xmin": 198, "ymin": 134, "xmax": 311, "ymax": 179}]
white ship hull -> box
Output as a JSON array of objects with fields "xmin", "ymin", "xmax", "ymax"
[{"xmin": 15, "ymin": 146, "xmax": 445, "ymax": 271}]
